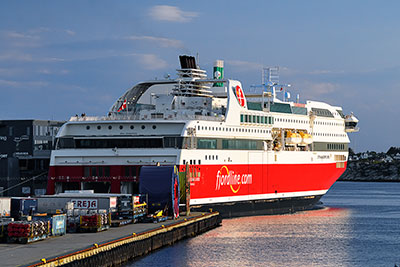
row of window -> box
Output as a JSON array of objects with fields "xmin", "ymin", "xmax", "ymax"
[
  {"xmin": 34, "ymin": 125, "xmax": 59, "ymax": 136},
  {"xmin": 315, "ymin": 121, "xmax": 344, "ymax": 127},
  {"xmin": 84, "ymin": 166, "xmax": 111, "ymax": 177},
  {"xmin": 183, "ymin": 159, "xmax": 202, "ymax": 165},
  {"xmin": 336, "ymin": 162, "xmax": 345, "ymax": 168},
  {"xmin": 240, "ymin": 114, "xmax": 274, "ymax": 125},
  {"xmin": 76, "ymin": 138, "xmax": 163, "ymax": 149},
  {"xmin": 275, "ymin": 117, "xmax": 308, "ymax": 124},
  {"xmin": 311, "ymin": 108, "xmax": 334, "ymax": 118},
  {"xmin": 59, "ymin": 136, "xmax": 347, "ymax": 151},
  {"xmin": 314, "ymin": 133, "xmax": 347, "ymax": 137},
  {"xmin": 83, "ymin": 166, "xmax": 140, "ymax": 178},
  {"xmin": 197, "ymin": 139, "xmax": 217, "ymax": 149},
  {"xmin": 87, "ymin": 125, "xmax": 157, "ymax": 130},
  {"xmin": 327, "ymin": 143, "xmax": 346, "ymax": 150},
  {"xmin": 222, "ymin": 139, "xmax": 257, "ymax": 150},
  {"xmin": 197, "ymin": 125, "xmax": 271, "ymax": 134},
  {"xmin": 275, "ymin": 117, "xmax": 344, "ymax": 128},
  {"xmin": 34, "ymin": 140, "xmax": 52, "ymax": 151},
  {"xmin": 334, "ymin": 155, "xmax": 346, "ymax": 161},
  {"xmin": 182, "ymin": 155, "xmax": 220, "ymax": 165},
  {"xmin": 57, "ymin": 137, "xmax": 184, "ymax": 149},
  {"xmin": 197, "ymin": 138, "xmax": 260, "ymax": 150},
  {"xmin": 6, "ymin": 125, "xmax": 58, "ymax": 137},
  {"xmin": 182, "ymin": 155, "xmax": 218, "ymax": 166}
]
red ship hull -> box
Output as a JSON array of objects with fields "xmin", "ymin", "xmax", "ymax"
[{"xmin": 47, "ymin": 161, "xmax": 346, "ymax": 215}]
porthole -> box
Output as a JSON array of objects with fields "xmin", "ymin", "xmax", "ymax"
[
  {"xmin": 86, "ymin": 126, "xmax": 90, "ymax": 130},
  {"xmin": 130, "ymin": 125, "xmax": 134, "ymax": 129},
  {"xmin": 152, "ymin": 125, "xmax": 157, "ymax": 129},
  {"xmin": 141, "ymin": 125, "xmax": 145, "ymax": 129},
  {"xmin": 119, "ymin": 125, "xmax": 123, "ymax": 130},
  {"xmin": 108, "ymin": 125, "xmax": 112, "ymax": 130},
  {"xmin": 97, "ymin": 125, "xmax": 101, "ymax": 130}
]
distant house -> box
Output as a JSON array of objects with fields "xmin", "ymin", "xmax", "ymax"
[
  {"xmin": 393, "ymin": 153, "xmax": 400, "ymax": 160},
  {"xmin": 360, "ymin": 152, "xmax": 370, "ymax": 159},
  {"xmin": 350, "ymin": 155, "xmax": 359, "ymax": 161},
  {"xmin": 383, "ymin": 156, "xmax": 393, "ymax": 163}
]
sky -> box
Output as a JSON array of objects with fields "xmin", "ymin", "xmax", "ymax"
[{"xmin": 1, "ymin": 1, "xmax": 400, "ymax": 153}]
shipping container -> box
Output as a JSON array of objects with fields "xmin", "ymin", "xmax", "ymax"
[
  {"xmin": 10, "ymin": 198, "xmax": 38, "ymax": 220},
  {"xmin": 139, "ymin": 166, "xmax": 179, "ymax": 218},
  {"xmin": 37, "ymin": 193, "xmax": 133, "ymax": 219},
  {"xmin": 37, "ymin": 195, "xmax": 117, "ymax": 214},
  {"xmin": 33, "ymin": 214, "xmax": 66, "ymax": 236}
]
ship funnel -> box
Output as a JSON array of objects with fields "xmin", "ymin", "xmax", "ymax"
[
  {"xmin": 179, "ymin": 55, "xmax": 197, "ymax": 69},
  {"xmin": 213, "ymin": 60, "xmax": 224, "ymax": 87}
]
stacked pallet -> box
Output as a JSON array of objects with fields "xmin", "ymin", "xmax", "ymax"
[
  {"xmin": 80, "ymin": 213, "xmax": 110, "ymax": 232},
  {"xmin": 7, "ymin": 221, "xmax": 49, "ymax": 243}
]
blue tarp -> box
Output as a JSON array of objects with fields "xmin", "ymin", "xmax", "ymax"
[{"xmin": 139, "ymin": 166, "xmax": 179, "ymax": 218}]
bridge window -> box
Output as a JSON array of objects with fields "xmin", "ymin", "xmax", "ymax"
[{"xmin": 197, "ymin": 139, "xmax": 217, "ymax": 149}]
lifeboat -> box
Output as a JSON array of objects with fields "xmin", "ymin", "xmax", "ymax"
[
  {"xmin": 285, "ymin": 130, "xmax": 301, "ymax": 145},
  {"xmin": 299, "ymin": 131, "xmax": 313, "ymax": 145}
]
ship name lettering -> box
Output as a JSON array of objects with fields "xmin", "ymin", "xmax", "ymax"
[{"xmin": 215, "ymin": 167, "xmax": 252, "ymax": 191}]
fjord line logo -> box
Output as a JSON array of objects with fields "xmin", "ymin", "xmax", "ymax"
[
  {"xmin": 235, "ymin": 85, "xmax": 246, "ymax": 107},
  {"xmin": 215, "ymin": 166, "xmax": 253, "ymax": 193}
]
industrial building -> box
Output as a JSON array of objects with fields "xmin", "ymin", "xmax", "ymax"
[{"xmin": 0, "ymin": 119, "xmax": 65, "ymax": 196}]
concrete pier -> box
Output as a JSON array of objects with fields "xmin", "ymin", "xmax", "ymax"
[{"xmin": 0, "ymin": 212, "xmax": 221, "ymax": 267}]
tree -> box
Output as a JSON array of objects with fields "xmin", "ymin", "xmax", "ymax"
[{"xmin": 387, "ymin": 147, "xmax": 400, "ymax": 155}]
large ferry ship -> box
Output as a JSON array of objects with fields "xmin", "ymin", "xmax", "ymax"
[{"xmin": 47, "ymin": 56, "xmax": 359, "ymax": 216}]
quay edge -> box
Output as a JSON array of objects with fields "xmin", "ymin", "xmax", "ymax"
[{"xmin": 26, "ymin": 212, "xmax": 221, "ymax": 267}]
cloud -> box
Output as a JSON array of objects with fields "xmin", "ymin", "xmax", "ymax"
[
  {"xmin": 149, "ymin": 5, "xmax": 198, "ymax": 22},
  {"xmin": 43, "ymin": 57, "xmax": 65, "ymax": 62},
  {"xmin": 279, "ymin": 66, "xmax": 347, "ymax": 76},
  {"xmin": 130, "ymin": 53, "xmax": 168, "ymax": 70},
  {"xmin": 27, "ymin": 27, "xmax": 51, "ymax": 34},
  {"xmin": 0, "ymin": 52, "xmax": 33, "ymax": 62},
  {"xmin": 0, "ymin": 52, "xmax": 65, "ymax": 63},
  {"xmin": 5, "ymin": 31, "xmax": 40, "ymax": 40},
  {"xmin": 226, "ymin": 60, "xmax": 263, "ymax": 71},
  {"xmin": 38, "ymin": 69, "xmax": 70, "ymax": 75},
  {"xmin": 301, "ymin": 81, "xmax": 338, "ymax": 97},
  {"xmin": 65, "ymin": 29, "xmax": 76, "ymax": 36},
  {"xmin": 0, "ymin": 68, "xmax": 22, "ymax": 76},
  {"xmin": 126, "ymin": 35, "xmax": 184, "ymax": 48},
  {"xmin": 0, "ymin": 79, "xmax": 48, "ymax": 88}
]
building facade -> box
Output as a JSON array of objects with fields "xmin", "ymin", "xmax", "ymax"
[{"xmin": 0, "ymin": 120, "xmax": 65, "ymax": 196}]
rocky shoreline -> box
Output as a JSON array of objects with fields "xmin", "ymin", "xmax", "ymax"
[{"xmin": 339, "ymin": 148, "xmax": 400, "ymax": 182}]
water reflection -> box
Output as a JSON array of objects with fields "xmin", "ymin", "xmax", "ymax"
[
  {"xmin": 179, "ymin": 208, "xmax": 352, "ymax": 267},
  {"xmin": 131, "ymin": 207, "xmax": 353, "ymax": 267},
  {"xmin": 130, "ymin": 182, "xmax": 400, "ymax": 267}
]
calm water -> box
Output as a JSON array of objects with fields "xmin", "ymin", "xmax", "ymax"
[{"xmin": 127, "ymin": 182, "xmax": 400, "ymax": 267}]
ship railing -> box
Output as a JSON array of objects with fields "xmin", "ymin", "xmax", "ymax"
[{"xmin": 69, "ymin": 113, "xmax": 224, "ymax": 122}]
